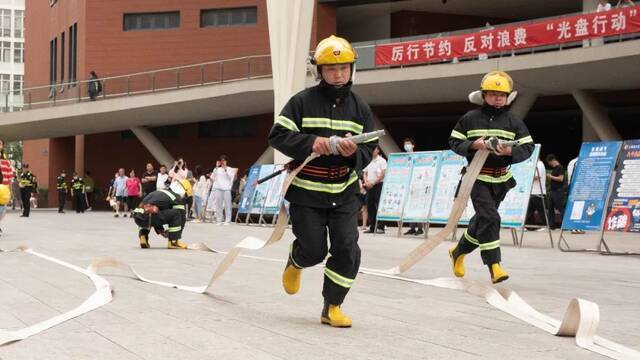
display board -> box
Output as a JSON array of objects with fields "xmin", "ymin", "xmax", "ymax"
[
  {"xmin": 250, "ymin": 164, "xmax": 276, "ymax": 214},
  {"xmin": 376, "ymin": 153, "xmax": 413, "ymax": 221},
  {"xmin": 263, "ymin": 165, "xmax": 287, "ymax": 215},
  {"xmin": 561, "ymin": 141, "xmax": 622, "ymax": 231},
  {"xmin": 237, "ymin": 165, "xmax": 261, "ymax": 215},
  {"xmin": 605, "ymin": 139, "xmax": 640, "ymax": 233},
  {"xmin": 497, "ymin": 144, "xmax": 541, "ymax": 228},
  {"xmin": 401, "ymin": 152, "xmax": 442, "ymax": 223},
  {"xmin": 429, "ymin": 151, "xmax": 473, "ymax": 225}
]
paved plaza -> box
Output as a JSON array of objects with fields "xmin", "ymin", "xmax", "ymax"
[{"xmin": 0, "ymin": 209, "xmax": 638, "ymax": 359}]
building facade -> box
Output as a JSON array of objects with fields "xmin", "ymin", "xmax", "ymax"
[{"xmin": 0, "ymin": 0, "xmax": 24, "ymax": 112}]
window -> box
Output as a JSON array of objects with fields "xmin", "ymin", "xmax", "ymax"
[
  {"xmin": 14, "ymin": 10, "xmax": 23, "ymax": 38},
  {"xmin": 0, "ymin": 74, "xmax": 9, "ymax": 94},
  {"xmin": 1, "ymin": 9, "xmax": 10, "ymax": 37},
  {"xmin": 198, "ymin": 118, "xmax": 257, "ymax": 137},
  {"xmin": 13, "ymin": 74, "xmax": 22, "ymax": 95},
  {"xmin": 68, "ymin": 23, "xmax": 77, "ymax": 84},
  {"xmin": 60, "ymin": 33, "xmax": 64, "ymax": 81},
  {"xmin": 13, "ymin": 42, "xmax": 23, "ymax": 63},
  {"xmin": 123, "ymin": 12, "xmax": 180, "ymax": 31},
  {"xmin": 50, "ymin": 38, "xmax": 57, "ymax": 85},
  {"xmin": 201, "ymin": 7, "xmax": 257, "ymax": 27},
  {"xmin": 1, "ymin": 41, "xmax": 9, "ymax": 62}
]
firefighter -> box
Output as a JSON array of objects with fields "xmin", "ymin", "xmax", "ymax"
[
  {"xmin": 133, "ymin": 179, "xmax": 192, "ymax": 249},
  {"xmin": 448, "ymin": 71, "xmax": 534, "ymax": 284},
  {"xmin": 71, "ymin": 172, "xmax": 85, "ymax": 213},
  {"xmin": 18, "ymin": 164, "xmax": 34, "ymax": 217},
  {"xmin": 56, "ymin": 170, "xmax": 68, "ymax": 213},
  {"xmin": 268, "ymin": 35, "xmax": 377, "ymax": 327}
]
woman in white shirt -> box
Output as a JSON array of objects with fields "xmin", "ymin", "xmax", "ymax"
[
  {"xmin": 212, "ymin": 155, "xmax": 237, "ymax": 225},
  {"xmin": 192, "ymin": 166, "xmax": 209, "ymax": 223}
]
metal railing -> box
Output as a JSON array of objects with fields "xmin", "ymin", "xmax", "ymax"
[{"xmin": 3, "ymin": 54, "xmax": 272, "ymax": 112}]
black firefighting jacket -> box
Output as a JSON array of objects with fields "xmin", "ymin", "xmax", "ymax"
[
  {"xmin": 268, "ymin": 81, "xmax": 377, "ymax": 208},
  {"xmin": 449, "ymin": 105, "xmax": 534, "ymax": 184}
]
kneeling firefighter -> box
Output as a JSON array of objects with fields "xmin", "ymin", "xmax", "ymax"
[
  {"xmin": 448, "ymin": 71, "xmax": 534, "ymax": 283},
  {"xmin": 133, "ymin": 179, "xmax": 192, "ymax": 249},
  {"xmin": 268, "ymin": 35, "xmax": 377, "ymax": 327}
]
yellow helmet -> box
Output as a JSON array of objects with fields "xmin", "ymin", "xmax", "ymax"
[
  {"xmin": 480, "ymin": 71, "xmax": 513, "ymax": 93},
  {"xmin": 312, "ymin": 35, "xmax": 357, "ymax": 65},
  {"xmin": 177, "ymin": 179, "xmax": 193, "ymax": 197},
  {"xmin": 0, "ymin": 184, "xmax": 10, "ymax": 206}
]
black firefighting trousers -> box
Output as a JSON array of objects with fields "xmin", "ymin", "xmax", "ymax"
[
  {"xmin": 58, "ymin": 189, "xmax": 66, "ymax": 212},
  {"xmin": 136, "ymin": 208, "xmax": 184, "ymax": 241},
  {"xmin": 289, "ymin": 198, "xmax": 361, "ymax": 305},
  {"xmin": 454, "ymin": 178, "xmax": 515, "ymax": 265}
]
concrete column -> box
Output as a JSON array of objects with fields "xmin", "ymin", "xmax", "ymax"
[
  {"xmin": 509, "ymin": 92, "xmax": 538, "ymax": 122},
  {"xmin": 572, "ymin": 89, "xmax": 621, "ymax": 141},
  {"xmin": 255, "ymin": 147, "xmax": 275, "ymax": 165},
  {"xmin": 267, "ymin": 0, "xmax": 315, "ymax": 164},
  {"xmin": 130, "ymin": 126, "xmax": 175, "ymax": 167},
  {"xmin": 74, "ymin": 135, "xmax": 85, "ymax": 175},
  {"xmin": 373, "ymin": 116, "xmax": 401, "ymax": 155},
  {"xmin": 582, "ymin": 116, "xmax": 600, "ymax": 141}
]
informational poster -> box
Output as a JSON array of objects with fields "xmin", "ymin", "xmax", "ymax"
[
  {"xmin": 377, "ymin": 153, "xmax": 412, "ymax": 221},
  {"xmin": 237, "ymin": 165, "xmax": 261, "ymax": 214},
  {"xmin": 402, "ymin": 151, "xmax": 442, "ymax": 223},
  {"xmin": 250, "ymin": 164, "xmax": 275, "ymax": 214},
  {"xmin": 429, "ymin": 151, "xmax": 474, "ymax": 225},
  {"xmin": 498, "ymin": 144, "xmax": 541, "ymax": 228},
  {"xmin": 263, "ymin": 165, "xmax": 287, "ymax": 215},
  {"xmin": 605, "ymin": 139, "xmax": 640, "ymax": 233},
  {"xmin": 562, "ymin": 141, "xmax": 622, "ymax": 231}
]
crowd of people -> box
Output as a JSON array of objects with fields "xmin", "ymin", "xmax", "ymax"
[{"xmin": 104, "ymin": 157, "xmax": 246, "ymax": 225}]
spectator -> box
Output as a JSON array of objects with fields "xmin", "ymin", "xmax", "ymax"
[
  {"xmin": 106, "ymin": 172, "xmax": 119, "ymax": 212},
  {"xmin": 402, "ymin": 138, "xmax": 424, "ymax": 236},
  {"xmin": 141, "ymin": 162, "xmax": 158, "ymax": 197},
  {"xmin": 88, "ymin": 71, "xmax": 102, "ymax": 101},
  {"xmin": 212, "ymin": 155, "xmax": 237, "ymax": 225},
  {"xmin": 30, "ymin": 176, "xmax": 39, "ymax": 208},
  {"xmin": 156, "ymin": 165, "xmax": 169, "ymax": 190},
  {"xmin": 126, "ymin": 169, "xmax": 142, "ymax": 217},
  {"xmin": 113, "ymin": 168, "xmax": 129, "ymax": 217},
  {"xmin": 169, "ymin": 158, "xmax": 188, "ymax": 180},
  {"xmin": 0, "ymin": 139, "xmax": 14, "ymax": 234},
  {"xmin": 185, "ymin": 161, "xmax": 195, "ymax": 219},
  {"xmin": 525, "ymin": 160, "xmax": 547, "ymax": 230},
  {"xmin": 84, "ymin": 171, "xmax": 95, "ymax": 211},
  {"xmin": 363, "ymin": 146, "xmax": 387, "ymax": 234},
  {"xmin": 617, "ymin": 0, "xmax": 635, "ymax": 7},
  {"xmin": 204, "ymin": 169, "xmax": 216, "ymax": 222},
  {"xmin": 358, "ymin": 177, "xmax": 368, "ymax": 230},
  {"xmin": 597, "ymin": 0, "xmax": 612, "ymax": 11},
  {"xmin": 232, "ymin": 169, "xmax": 248, "ymax": 205},
  {"xmin": 192, "ymin": 165, "xmax": 209, "ymax": 223},
  {"xmin": 545, "ymin": 154, "xmax": 565, "ymax": 229}
]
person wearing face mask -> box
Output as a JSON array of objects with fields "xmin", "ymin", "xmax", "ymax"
[
  {"xmin": 268, "ymin": 35, "xmax": 377, "ymax": 328},
  {"xmin": 448, "ymin": 71, "xmax": 534, "ymax": 284},
  {"xmin": 402, "ymin": 138, "xmax": 425, "ymax": 236}
]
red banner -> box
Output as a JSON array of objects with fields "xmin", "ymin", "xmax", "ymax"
[{"xmin": 375, "ymin": 6, "xmax": 640, "ymax": 66}]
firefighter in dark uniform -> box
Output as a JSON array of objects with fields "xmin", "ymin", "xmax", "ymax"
[
  {"xmin": 448, "ymin": 71, "xmax": 534, "ymax": 283},
  {"xmin": 71, "ymin": 172, "xmax": 85, "ymax": 213},
  {"xmin": 56, "ymin": 170, "xmax": 68, "ymax": 213},
  {"xmin": 133, "ymin": 179, "xmax": 192, "ymax": 249},
  {"xmin": 268, "ymin": 35, "xmax": 377, "ymax": 328},
  {"xmin": 18, "ymin": 164, "xmax": 34, "ymax": 217}
]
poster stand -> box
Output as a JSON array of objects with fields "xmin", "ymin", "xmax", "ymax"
[
  {"xmin": 558, "ymin": 171, "xmax": 617, "ymax": 253},
  {"xmin": 515, "ymin": 165, "xmax": 554, "ymax": 248}
]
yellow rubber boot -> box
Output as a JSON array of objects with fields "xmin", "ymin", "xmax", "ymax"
[
  {"xmin": 448, "ymin": 246, "xmax": 465, "ymax": 277},
  {"xmin": 139, "ymin": 234, "xmax": 150, "ymax": 249},
  {"xmin": 321, "ymin": 302, "xmax": 352, "ymax": 328},
  {"xmin": 167, "ymin": 239, "xmax": 188, "ymax": 249},
  {"xmin": 282, "ymin": 259, "xmax": 302, "ymax": 295},
  {"xmin": 489, "ymin": 263, "xmax": 509, "ymax": 284}
]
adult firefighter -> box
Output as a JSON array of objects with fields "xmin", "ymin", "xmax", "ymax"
[
  {"xmin": 448, "ymin": 71, "xmax": 534, "ymax": 283},
  {"xmin": 133, "ymin": 179, "xmax": 192, "ymax": 249},
  {"xmin": 268, "ymin": 35, "xmax": 377, "ymax": 327}
]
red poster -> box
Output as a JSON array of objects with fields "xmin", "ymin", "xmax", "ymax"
[{"xmin": 375, "ymin": 6, "xmax": 640, "ymax": 66}]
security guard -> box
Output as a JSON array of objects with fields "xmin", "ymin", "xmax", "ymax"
[
  {"xmin": 133, "ymin": 179, "xmax": 192, "ymax": 249},
  {"xmin": 56, "ymin": 170, "xmax": 68, "ymax": 213},
  {"xmin": 71, "ymin": 172, "xmax": 85, "ymax": 213},
  {"xmin": 18, "ymin": 164, "xmax": 34, "ymax": 217},
  {"xmin": 448, "ymin": 71, "xmax": 534, "ymax": 283},
  {"xmin": 268, "ymin": 35, "xmax": 377, "ymax": 327}
]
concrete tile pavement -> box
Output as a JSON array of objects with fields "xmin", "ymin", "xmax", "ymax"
[{"xmin": 0, "ymin": 210, "xmax": 638, "ymax": 359}]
